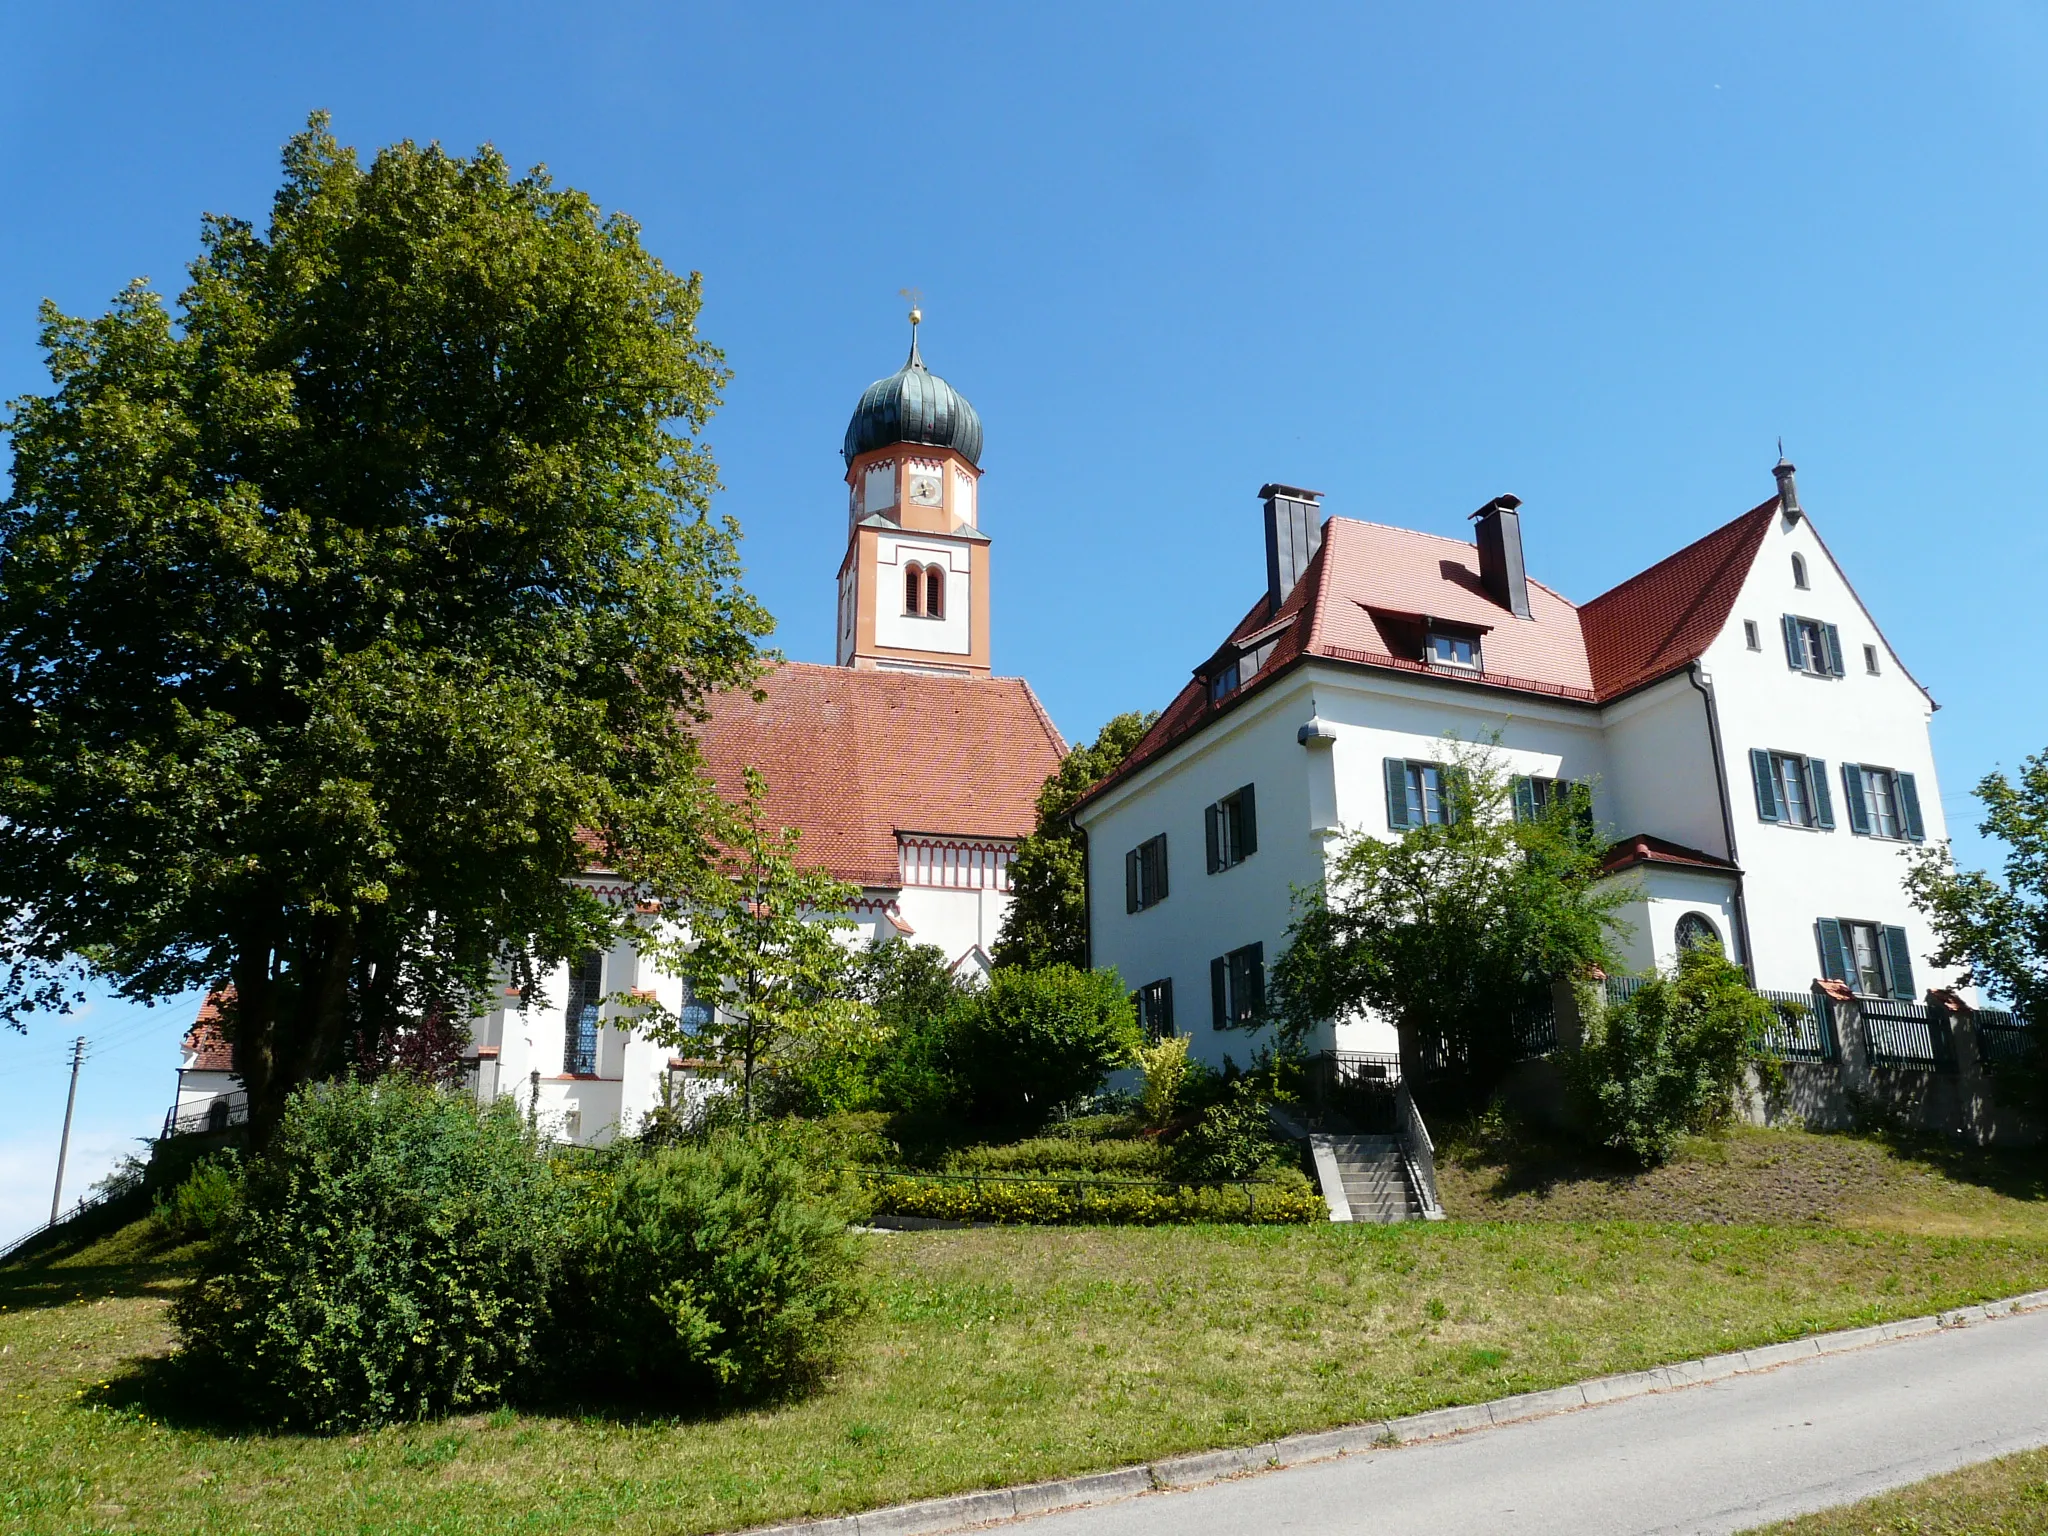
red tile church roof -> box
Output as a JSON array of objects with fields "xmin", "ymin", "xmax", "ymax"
[
  {"xmin": 182, "ymin": 993, "xmax": 235, "ymax": 1071},
  {"xmin": 693, "ymin": 662, "xmax": 1067, "ymax": 889},
  {"xmin": 1096, "ymin": 498, "xmax": 1783, "ymax": 795}
]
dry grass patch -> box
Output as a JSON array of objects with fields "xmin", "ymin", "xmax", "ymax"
[{"xmin": 1743, "ymin": 1445, "xmax": 2048, "ymax": 1533}]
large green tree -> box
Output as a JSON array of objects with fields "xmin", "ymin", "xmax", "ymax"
[
  {"xmin": 0, "ymin": 116, "xmax": 769, "ymax": 1143},
  {"xmin": 1271, "ymin": 742, "xmax": 1624, "ymax": 1102},
  {"xmin": 991, "ymin": 710, "xmax": 1156, "ymax": 969}
]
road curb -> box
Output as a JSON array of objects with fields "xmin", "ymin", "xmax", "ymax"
[{"xmin": 746, "ymin": 1286, "xmax": 2048, "ymax": 1536}]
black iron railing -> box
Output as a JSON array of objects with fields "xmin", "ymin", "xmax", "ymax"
[
  {"xmin": 161, "ymin": 1090, "xmax": 249, "ymax": 1139},
  {"xmin": 1975, "ymin": 1009, "xmax": 2036, "ymax": 1072},
  {"xmin": 1759, "ymin": 989, "xmax": 1834, "ymax": 1061},
  {"xmin": 1307, "ymin": 1050, "xmax": 1402, "ymax": 1131},
  {"xmin": 1859, "ymin": 1000, "xmax": 1939, "ymax": 1069}
]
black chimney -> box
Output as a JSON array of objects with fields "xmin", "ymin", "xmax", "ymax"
[
  {"xmin": 1773, "ymin": 453, "xmax": 1802, "ymax": 521},
  {"xmin": 1471, "ymin": 494, "xmax": 1531, "ymax": 620},
  {"xmin": 1261, "ymin": 483, "xmax": 1324, "ymax": 616}
]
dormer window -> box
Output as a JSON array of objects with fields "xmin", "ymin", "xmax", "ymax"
[
  {"xmin": 1207, "ymin": 660, "xmax": 1240, "ymax": 702},
  {"xmin": 1428, "ymin": 630, "xmax": 1480, "ymax": 670}
]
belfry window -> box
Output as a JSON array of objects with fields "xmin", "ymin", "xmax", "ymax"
[
  {"xmin": 903, "ymin": 563, "xmax": 923, "ymax": 616},
  {"xmin": 925, "ymin": 565, "xmax": 944, "ymax": 619}
]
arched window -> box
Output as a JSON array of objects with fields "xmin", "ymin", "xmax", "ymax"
[
  {"xmin": 1675, "ymin": 911, "xmax": 1722, "ymax": 954},
  {"xmin": 925, "ymin": 565, "xmax": 945, "ymax": 619},
  {"xmin": 903, "ymin": 563, "xmax": 923, "ymax": 616},
  {"xmin": 1791, "ymin": 553, "xmax": 1808, "ymax": 589}
]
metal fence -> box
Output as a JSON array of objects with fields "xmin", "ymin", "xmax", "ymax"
[
  {"xmin": 1759, "ymin": 989, "xmax": 1834, "ymax": 1061},
  {"xmin": 1306, "ymin": 1051, "xmax": 1402, "ymax": 1131},
  {"xmin": 1975, "ymin": 1009, "xmax": 2036, "ymax": 1072},
  {"xmin": 1603, "ymin": 973, "xmax": 1649, "ymax": 1010},
  {"xmin": 1859, "ymin": 1000, "xmax": 1940, "ymax": 1069},
  {"xmin": 1511, "ymin": 989, "xmax": 1558, "ymax": 1058},
  {"xmin": 161, "ymin": 1090, "xmax": 250, "ymax": 1139}
]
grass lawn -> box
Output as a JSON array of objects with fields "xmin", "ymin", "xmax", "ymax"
[
  {"xmin": 3, "ymin": 1126, "xmax": 2045, "ymax": 1536},
  {"xmin": 1743, "ymin": 1446, "xmax": 2048, "ymax": 1533}
]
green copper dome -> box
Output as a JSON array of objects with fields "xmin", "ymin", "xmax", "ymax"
[{"xmin": 842, "ymin": 337, "xmax": 984, "ymax": 468}]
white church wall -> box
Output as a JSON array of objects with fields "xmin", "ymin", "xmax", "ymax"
[{"xmin": 873, "ymin": 533, "xmax": 971, "ymax": 655}]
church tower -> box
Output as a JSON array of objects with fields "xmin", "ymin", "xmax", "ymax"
[{"xmin": 835, "ymin": 311, "xmax": 991, "ymax": 675}]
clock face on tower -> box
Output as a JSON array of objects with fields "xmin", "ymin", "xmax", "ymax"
[{"xmin": 908, "ymin": 474, "xmax": 943, "ymax": 507}]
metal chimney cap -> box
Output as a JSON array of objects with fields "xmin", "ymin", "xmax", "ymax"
[
  {"xmin": 1259, "ymin": 483, "xmax": 1325, "ymax": 502},
  {"xmin": 1470, "ymin": 494, "xmax": 1523, "ymax": 520}
]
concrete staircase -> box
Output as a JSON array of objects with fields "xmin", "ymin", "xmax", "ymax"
[{"xmin": 1310, "ymin": 1133, "xmax": 1424, "ymax": 1223}]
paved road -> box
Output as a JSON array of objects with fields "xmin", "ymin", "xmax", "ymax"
[{"xmin": 1013, "ymin": 1307, "xmax": 2048, "ymax": 1535}]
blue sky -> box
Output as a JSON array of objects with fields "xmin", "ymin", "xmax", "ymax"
[{"xmin": 4, "ymin": 2, "xmax": 2047, "ymax": 1238}]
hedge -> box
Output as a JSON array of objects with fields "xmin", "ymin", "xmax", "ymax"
[{"xmin": 860, "ymin": 1170, "xmax": 1324, "ymax": 1226}]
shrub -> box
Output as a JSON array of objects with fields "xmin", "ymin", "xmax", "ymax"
[
  {"xmin": 153, "ymin": 1150, "xmax": 242, "ymax": 1242},
  {"xmin": 1169, "ymin": 1083, "xmax": 1294, "ymax": 1183},
  {"xmin": 1137, "ymin": 1034, "xmax": 1193, "ymax": 1129},
  {"xmin": 944, "ymin": 1137, "xmax": 1169, "ymax": 1177},
  {"xmin": 173, "ymin": 1080, "xmax": 567, "ymax": 1431},
  {"xmin": 1567, "ymin": 943, "xmax": 1777, "ymax": 1164},
  {"xmin": 554, "ymin": 1130, "xmax": 864, "ymax": 1404},
  {"xmin": 863, "ymin": 1167, "xmax": 1322, "ymax": 1225},
  {"xmin": 948, "ymin": 965, "xmax": 1142, "ymax": 1132}
]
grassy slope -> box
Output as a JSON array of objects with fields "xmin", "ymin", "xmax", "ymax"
[
  {"xmin": 1743, "ymin": 1446, "xmax": 2048, "ymax": 1534},
  {"xmin": 3, "ymin": 1127, "xmax": 2045, "ymax": 1536}
]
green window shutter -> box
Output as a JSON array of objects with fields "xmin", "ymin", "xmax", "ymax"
[
  {"xmin": 1898, "ymin": 773, "xmax": 1925, "ymax": 841},
  {"xmin": 1210, "ymin": 956, "xmax": 1227, "ymax": 1030},
  {"xmin": 1750, "ymin": 749, "xmax": 1781, "ymax": 822},
  {"xmin": 1205, "ymin": 802, "xmax": 1221, "ymax": 874},
  {"xmin": 1823, "ymin": 623, "xmax": 1845, "ymax": 677},
  {"xmin": 1238, "ymin": 784, "xmax": 1257, "ymax": 857},
  {"xmin": 1153, "ymin": 836, "xmax": 1168, "ymax": 903},
  {"xmin": 1781, "ymin": 615, "xmax": 1803, "ymax": 670},
  {"xmin": 1807, "ymin": 759, "xmax": 1835, "ymax": 830},
  {"xmin": 1125, "ymin": 848, "xmax": 1139, "ymax": 914},
  {"xmin": 1815, "ymin": 918, "xmax": 1850, "ymax": 984},
  {"xmin": 1842, "ymin": 764, "xmax": 1869, "ymax": 835},
  {"xmin": 1384, "ymin": 758, "xmax": 1410, "ymax": 830},
  {"xmin": 1882, "ymin": 926, "xmax": 1917, "ymax": 1000},
  {"xmin": 1246, "ymin": 942, "xmax": 1266, "ymax": 1019},
  {"xmin": 1512, "ymin": 776, "xmax": 1536, "ymax": 822}
]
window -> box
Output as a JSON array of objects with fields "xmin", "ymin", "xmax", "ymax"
[
  {"xmin": 1781, "ymin": 614, "xmax": 1844, "ymax": 677},
  {"xmin": 564, "ymin": 949, "xmax": 602, "ymax": 1076},
  {"xmin": 1841, "ymin": 764, "xmax": 1925, "ymax": 842},
  {"xmin": 1675, "ymin": 911, "xmax": 1721, "ymax": 953},
  {"xmin": 679, "ymin": 979, "xmax": 714, "ymax": 1032},
  {"xmin": 1816, "ymin": 918, "xmax": 1917, "ymax": 1000},
  {"xmin": 1428, "ymin": 630, "xmax": 1480, "ymax": 670},
  {"xmin": 1124, "ymin": 834, "xmax": 1169, "ymax": 913},
  {"xmin": 1207, "ymin": 661, "xmax": 1240, "ymax": 703},
  {"xmin": 1384, "ymin": 758, "xmax": 1457, "ymax": 830},
  {"xmin": 1749, "ymin": 748, "xmax": 1835, "ymax": 830},
  {"xmin": 1863, "ymin": 644, "xmax": 1880, "ymax": 675},
  {"xmin": 1210, "ymin": 942, "xmax": 1264, "ymax": 1029},
  {"xmin": 1206, "ymin": 784, "xmax": 1259, "ymax": 872},
  {"xmin": 1744, "ymin": 620, "xmax": 1761, "ymax": 651},
  {"xmin": 925, "ymin": 565, "xmax": 945, "ymax": 619},
  {"xmin": 903, "ymin": 563, "xmax": 923, "ymax": 616},
  {"xmin": 1791, "ymin": 553, "xmax": 1809, "ymax": 589},
  {"xmin": 1134, "ymin": 978, "xmax": 1175, "ymax": 1040}
]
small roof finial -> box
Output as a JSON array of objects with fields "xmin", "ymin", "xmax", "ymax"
[{"xmin": 898, "ymin": 286, "xmax": 924, "ymax": 367}]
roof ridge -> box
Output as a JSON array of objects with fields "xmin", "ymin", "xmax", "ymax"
[
  {"xmin": 1580, "ymin": 496, "xmax": 1778, "ymax": 616},
  {"xmin": 1016, "ymin": 678, "xmax": 1069, "ymax": 758}
]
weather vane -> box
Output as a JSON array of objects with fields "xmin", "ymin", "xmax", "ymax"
[{"xmin": 899, "ymin": 285, "xmax": 923, "ymax": 332}]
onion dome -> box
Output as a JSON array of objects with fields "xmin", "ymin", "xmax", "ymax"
[{"xmin": 842, "ymin": 332, "xmax": 984, "ymax": 468}]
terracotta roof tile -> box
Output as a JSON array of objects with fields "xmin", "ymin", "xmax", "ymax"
[
  {"xmin": 182, "ymin": 992, "xmax": 235, "ymax": 1071},
  {"xmin": 1599, "ymin": 833, "xmax": 1740, "ymax": 876},
  {"xmin": 693, "ymin": 662, "xmax": 1067, "ymax": 888}
]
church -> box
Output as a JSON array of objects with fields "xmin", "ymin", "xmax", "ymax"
[{"xmin": 172, "ymin": 323, "xmax": 1068, "ymax": 1145}]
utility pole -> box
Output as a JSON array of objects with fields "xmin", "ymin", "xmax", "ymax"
[{"xmin": 50, "ymin": 1035, "xmax": 86, "ymax": 1225}]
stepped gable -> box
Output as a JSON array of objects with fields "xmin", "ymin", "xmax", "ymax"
[
  {"xmin": 1577, "ymin": 498, "xmax": 1779, "ymax": 700},
  {"xmin": 693, "ymin": 661, "xmax": 1067, "ymax": 888}
]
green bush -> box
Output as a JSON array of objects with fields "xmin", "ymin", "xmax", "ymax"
[
  {"xmin": 948, "ymin": 965, "xmax": 1142, "ymax": 1132},
  {"xmin": 1169, "ymin": 1083, "xmax": 1294, "ymax": 1183},
  {"xmin": 152, "ymin": 1150, "xmax": 242, "ymax": 1241},
  {"xmin": 173, "ymin": 1080, "xmax": 567, "ymax": 1431},
  {"xmin": 944, "ymin": 1136, "xmax": 1169, "ymax": 1177},
  {"xmin": 864, "ymin": 1167, "xmax": 1322, "ymax": 1225},
  {"xmin": 1567, "ymin": 943, "xmax": 1777, "ymax": 1164},
  {"xmin": 554, "ymin": 1130, "xmax": 864, "ymax": 1404},
  {"xmin": 1137, "ymin": 1034, "xmax": 1193, "ymax": 1129}
]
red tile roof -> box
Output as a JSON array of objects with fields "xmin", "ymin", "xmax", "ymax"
[
  {"xmin": 693, "ymin": 662, "xmax": 1067, "ymax": 888},
  {"xmin": 1093, "ymin": 497, "xmax": 1785, "ymax": 798},
  {"xmin": 182, "ymin": 993, "xmax": 235, "ymax": 1071},
  {"xmin": 1598, "ymin": 833, "xmax": 1740, "ymax": 876}
]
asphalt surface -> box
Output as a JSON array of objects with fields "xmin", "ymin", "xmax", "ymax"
[{"xmin": 1009, "ymin": 1306, "xmax": 2048, "ymax": 1535}]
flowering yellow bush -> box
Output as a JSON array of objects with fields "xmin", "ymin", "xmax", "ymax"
[{"xmin": 861, "ymin": 1171, "xmax": 1323, "ymax": 1226}]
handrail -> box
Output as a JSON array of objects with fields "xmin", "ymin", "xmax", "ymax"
[{"xmin": 1393, "ymin": 1083, "xmax": 1444, "ymax": 1219}]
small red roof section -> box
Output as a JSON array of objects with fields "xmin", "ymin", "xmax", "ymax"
[
  {"xmin": 1094, "ymin": 497, "xmax": 1785, "ymax": 797},
  {"xmin": 693, "ymin": 662, "xmax": 1067, "ymax": 889},
  {"xmin": 182, "ymin": 992, "xmax": 235, "ymax": 1072},
  {"xmin": 1598, "ymin": 833, "xmax": 1740, "ymax": 877}
]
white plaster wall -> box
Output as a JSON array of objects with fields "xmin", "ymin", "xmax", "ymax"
[
  {"xmin": 862, "ymin": 460, "xmax": 896, "ymax": 515},
  {"xmin": 874, "ymin": 533, "xmax": 971, "ymax": 655},
  {"xmin": 1603, "ymin": 865, "xmax": 1744, "ymax": 976},
  {"xmin": 952, "ymin": 465, "xmax": 977, "ymax": 527},
  {"xmin": 896, "ymin": 882, "xmax": 1007, "ymax": 964},
  {"xmin": 1700, "ymin": 506, "xmax": 1956, "ymax": 997},
  {"xmin": 1597, "ymin": 675, "xmax": 1728, "ymax": 859}
]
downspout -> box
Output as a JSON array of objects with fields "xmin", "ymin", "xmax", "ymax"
[
  {"xmin": 1688, "ymin": 661, "xmax": 1756, "ymax": 982},
  {"xmin": 1075, "ymin": 822, "xmax": 1093, "ymax": 970}
]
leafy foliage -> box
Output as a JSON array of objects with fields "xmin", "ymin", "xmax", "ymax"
[
  {"xmin": 850, "ymin": 940, "xmax": 973, "ymax": 1118},
  {"xmin": 642, "ymin": 768, "xmax": 875, "ymax": 1122},
  {"xmin": 1136, "ymin": 1033, "xmax": 1194, "ymax": 1131},
  {"xmin": 1907, "ymin": 751, "xmax": 2048, "ymax": 1027},
  {"xmin": 943, "ymin": 1137, "xmax": 1169, "ymax": 1176},
  {"xmin": 1566, "ymin": 943, "xmax": 1776, "ymax": 1165},
  {"xmin": 992, "ymin": 712, "xmax": 1157, "ymax": 969},
  {"xmin": 152, "ymin": 1150, "xmax": 243, "ymax": 1242},
  {"xmin": 0, "ymin": 115, "xmax": 767, "ymax": 1143},
  {"xmin": 1273, "ymin": 741, "xmax": 1624, "ymax": 1102},
  {"xmin": 947, "ymin": 965, "xmax": 1142, "ymax": 1132},
  {"xmin": 553, "ymin": 1132, "xmax": 864, "ymax": 1404},
  {"xmin": 173, "ymin": 1080, "xmax": 567, "ymax": 1430},
  {"xmin": 1167, "ymin": 1083, "xmax": 1293, "ymax": 1183}
]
